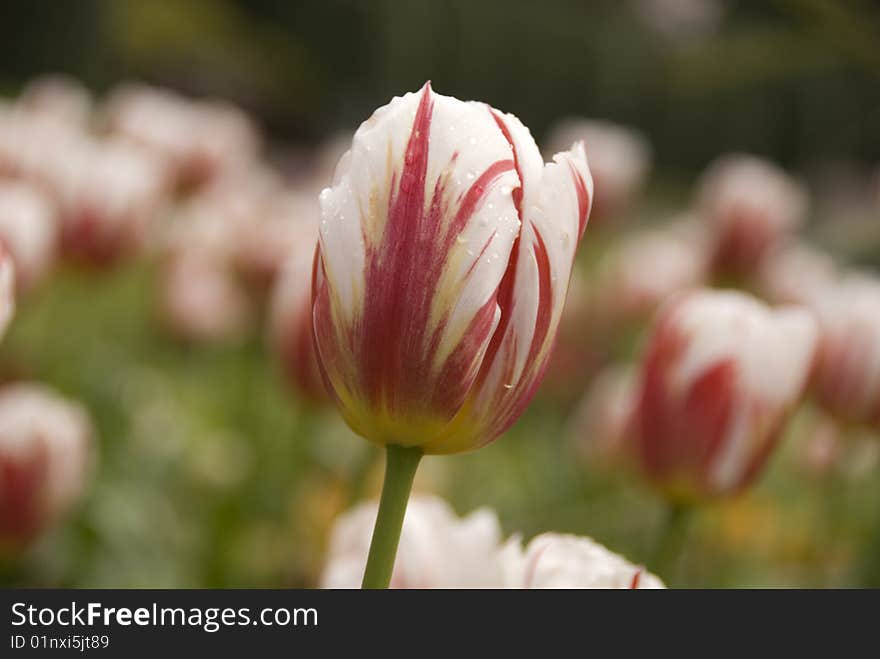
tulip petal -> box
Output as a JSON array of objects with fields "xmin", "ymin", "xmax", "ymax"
[{"xmin": 424, "ymin": 114, "xmax": 593, "ymax": 453}]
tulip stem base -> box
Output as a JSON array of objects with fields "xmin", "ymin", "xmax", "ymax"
[
  {"xmin": 651, "ymin": 504, "xmax": 693, "ymax": 586},
  {"xmin": 361, "ymin": 444, "xmax": 423, "ymax": 589}
]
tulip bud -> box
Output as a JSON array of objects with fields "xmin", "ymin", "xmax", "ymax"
[
  {"xmin": 313, "ymin": 83, "xmax": 592, "ymax": 454},
  {"xmin": 698, "ymin": 155, "xmax": 807, "ymax": 279},
  {"xmin": 570, "ymin": 365, "xmax": 637, "ymax": 469},
  {"xmin": 503, "ymin": 533, "xmax": 664, "ymax": 588},
  {"xmin": 811, "ymin": 275, "xmax": 880, "ymax": 429},
  {"xmin": 0, "ymin": 180, "xmax": 58, "ymax": 293},
  {"xmin": 545, "ymin": 119, "xmax": 651, "ymax": 223},
  {"xmin": 0, "ymin": 243, "xmax": 13, "ymax": 339},
  {"xmin": 633, "ymin": 290, "xmax": 818, "ymax": 502},
  {"xmin": 0, "ymin": 383, "xmax": 92, "ymax": 548}
]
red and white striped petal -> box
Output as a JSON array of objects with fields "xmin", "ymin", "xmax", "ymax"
[
  {"xmin": 313, "ymin": 83, "xmax": 522, "ymax": 447},
  {"xmin": 424, "ymin": 117, "xmax": 593, "ymax": 453}
]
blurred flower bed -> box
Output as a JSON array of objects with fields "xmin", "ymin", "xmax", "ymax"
[{"xmin": 0, "ymin": 69, "xmax": 879, "ymax": 588}]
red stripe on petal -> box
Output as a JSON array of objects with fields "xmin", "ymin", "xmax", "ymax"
[
  {"xmin": 686, "ymin": 359, "xmax": 736, "ymax": 483},
  {"xmin": 630, "ymin": 570, "xmax": 643, "ymax": 589},
  {"xmin": 489, "ymin": 109, "xmax": 524, "ymax": 215}
]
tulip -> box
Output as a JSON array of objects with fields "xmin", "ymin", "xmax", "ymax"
[
  {"xmin": 545, "ymin": 119, "xmax": 650, "ymax": 223},
  {"xmin": 312, "ymin": 83, "xmax": 592, "ymax": 587},
  {"xmin": 632, "ymin": 0, "xmax": 726, "ymax": 41},
  {"xmin": 590, "ymin": 218, "xmax": 708, "ymax": 327},
  {"xmin": 47, "ymin": 137, "xmax": 169, "ymax": 266},
  {"xmin": 0, "ymin": 243, "xmax": 13, "ymax": 339},
  {"xmin": 321, "ymin": 495, "xmax": 663, "ymax": 588},
  {"xmin": 105, "ymin": 84, "xmax": 261, "ymax": 191},
  {"xmin": 755, "ymin": 242, "xmax": 837, "ymax": 307},
  {"xmin": 505, "ymin": 533, "xmax": 664, "ymax": 589},
  {"xmin": 570, "ymin": 365, "xmax": 637, "ymax": 469},
  {"xmin": 158, "ymin": 251, "xmax": 252, "ymax": 344},
  {"xmin": 633, "ymin": 290, "xmax": 817, "ymax": 503},
  {"xmin": 18, "ymin": 74, "xmax": 93, "ymax": 127},
  {"xmin": 811, "ymin": 275, "xmax": 880, "ymax": 430},
  {"xmin": 0, "ymin": 180, "xmax": 58, "ymax": 293},
  {"xmin": 321, "ymin": 495, "xmax": 506, "ymax": 588},
  {"xmin": 697, "ymin": 155, "xmax": 807, "ymax": 279},
  {"xmin": 268, "ymin": 220, "xmax": 326, "ymax": 402},
  {"xmin": 0, "ymin": 383, "xmax": 92, "ymax": 549}
]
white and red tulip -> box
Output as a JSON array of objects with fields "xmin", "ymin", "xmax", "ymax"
[
  {"xmin": 811, "ymin": 275, "xmax": 880, "ymax": 429},
  {"xmin": 698, "ymin": 155, "xmax": 807, "ymax": 279},
  {"xmin": 0, "ymin": 383, "xmax": 92, "ymax": 548},
  {"xmin": 312, "ymin": 83, "xmax": 593, "ymax": 454},
  {"xmin": 0, "ymin": 181, "xmax": 58, "ymax": 293},
  {"xmin": 632, "ymin": 290, "xmax": 817, "ymax": 502}
]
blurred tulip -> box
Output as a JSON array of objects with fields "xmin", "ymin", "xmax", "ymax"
[
  {"xmin": 314, "ymin": 82, "xmax": 593, "ymax": 455},
  {"xmin": 570, "ymin": 365, "xmax": 637, "ymax": 469},
  {"xmin": 158, "ymin": 252, "xmax": 252, "ymax": 343},
  {"xmin": 0, "ymin": 180, "xmax": 58, "ymax": 293},
  {"xmin": 633, "ymin": 290, "xmax": 818, "ymax": 502},
  {"xmin": 47, "ymin": 137, "xmax": 170, "ymax": 265},
  {"xmin": 503, "ymin": 533, "xmax": 664, "ymax": 588},
  {"xmin": 755, "ymin": 242, "xmax": 837, "ymax": 307},
  {"xmin": 811, "ymin": 275, "xmax": 880, "ymax": 429},
  {"xmin": 545, "ymin": 119, "xmax": 650, "ymax": 223},
  {"xmin": 233, "ymin": 190, "xmax": 316, "ymax": 293},
  {"xmin": 632, "ymin": 0, "xmax": 726, "ymax": 41},
  {"xmin": 18, "ymin": 74, "xmax": 93, "ymax": 127},
  {"xmin": 591, "ymin": 218, "xmax": 708, "ymax": 327},
  {"xmin": 0, "ymin": 383, "xmax": 91, "ymax": 549},
  {"xmin": 0, "ymin": 243, "xmax": 13, "ymax": 339},
  {"xmin": 268, "ymin": 220, "xmax": 326, "ymax": 402},
  {"xmin": 698, "ymin": 155, "xmax": 807, "ymax": 279},
  {"xmin": 794, "ymin": 409, "xmax": 844, "ymax": 481},
  {"xmin": 321, "ymin": 495, "xmax": 662, "ymax": 588},
  {"xmin": 321, "ymin": 495, "xmax": 506, "ymax": 588},
  {"xmin": 105, "ymin": 84, "xmax": 261, "ymax": 191},
  {"xmin": 0, "ymin": 106, "xmax": 83, "ymax": 184}
]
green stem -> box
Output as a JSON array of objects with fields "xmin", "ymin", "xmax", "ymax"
[
  {"xmin": 651, "ymin": 503, "xmax": 693, "ymax": 586},
  {"xmin": 361, "ymin": 444, "xmax": 422, "ymax": 589}
]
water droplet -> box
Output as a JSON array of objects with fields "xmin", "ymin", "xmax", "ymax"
[
  {"xmin": 466, "ymin": 171, "xmax": 476, "ymax": 180},
  {"xmin": 468, "ymin": 136, "xmax": 477, "ymax": 146},
  {"xmin": 456, "ymin": 235, "xmax": 469, "ymax": 245},
  {"xmin": 561, "ymin": 233, "xmax": 570, "ymax": 249},
  {"xmin": 503, "ymin": 383, "xmax": 513, "ymax": 389},
  {"xmin": 500, "ymin": 185, "xmax": 512, "ymax": 195}
]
